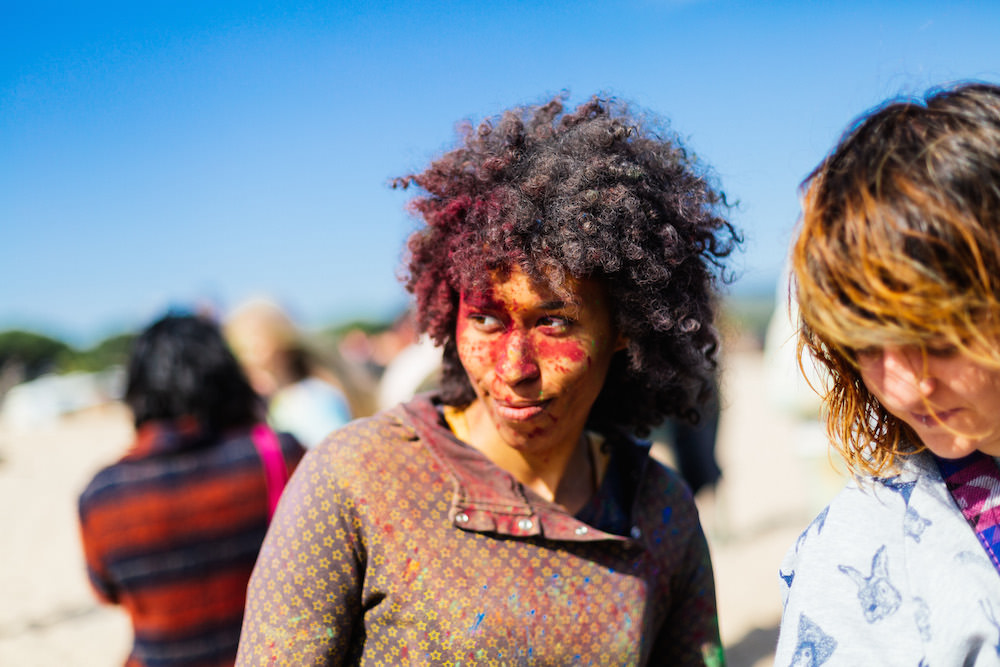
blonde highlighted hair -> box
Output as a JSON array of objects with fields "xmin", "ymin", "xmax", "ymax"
[{"xmin": 793, "ymin": 82, "xmax": 1000, "ymax": 475}]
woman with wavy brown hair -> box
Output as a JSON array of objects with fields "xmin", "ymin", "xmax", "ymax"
[
  {"xmin": 776, "ymin": 82, "xmax": 1000, "ymax": 665},
  {"xmin": 237, "ymin": 94, "xmax": 739, "ymax": 666}
]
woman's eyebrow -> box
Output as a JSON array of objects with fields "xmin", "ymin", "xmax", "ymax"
[{"xmin": 461, "ymin": 293, "xmax": 500, "ymax": 308}]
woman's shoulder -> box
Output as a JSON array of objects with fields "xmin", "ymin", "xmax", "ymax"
[
  {"xmin": 601, "ymin": 433, "xmax": 701, "ymax": 529},
  {"xmin": 778, "ymin": 451, "xmax": 961, "ymax": 603},
  {"xmin": 785, "ymin": 462, "xmax": 927, "ymax": 553},
  {"xmin": 80, "ymin": 429, "xmax": 265, "ymax": 515},
  {"xmin": 776, "ymin": 455, "xmax": 1000, "ymax": 663},
  {"xmin": 282, "ymin": 398, "xmax": 452, "ymax": 515},
  {"xmin": 79, "ymin": 459, "xmax": 131, "ymax": 513},
  {"xmin": 298, "ymin": 401, "xmax": 427, "ymax": 474},
  {"xmin": 606, "ymin": 433, "xmax": 694, "ymax": 503},
  {"xmin": 312, "ymin": 405, "xmax": 410, "ymax": 449},
  {"xmin": 640, "ymin": 455, "xmax": 696, "ymax": 504}
]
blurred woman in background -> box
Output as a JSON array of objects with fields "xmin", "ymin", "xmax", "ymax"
[
  {"xmin": 225, "ymin": 299, "xmax": 365, "ymax": 448},
  {"xmin": 79, "ymin": 313, "xmax": 304, "ymax": 667}
]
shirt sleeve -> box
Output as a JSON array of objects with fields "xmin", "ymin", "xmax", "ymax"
[
  {"xmin": 774, "ymin": 484, "xmax": 922, "ymax": 666},
  {"xmin": 77, "ymin": 487, "xmax": 119, "ymax": 605},
  {"xmin": 236, "ymin": 439, "xmax": 365, "ymax": 666},
  {"xmin": 650, "ymin": 517, "xmax": 723, "ymax": 666}
]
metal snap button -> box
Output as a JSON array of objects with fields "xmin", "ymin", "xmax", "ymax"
[
  {"xmin": 455, "ymin": 512, "xmax": 470, "ymax": 524},
  {"xmin": 517, "ymin": 518, "xmax": 534, "ymax": 531},
  {"xmin": 574, "ymin": 525, "xmax": 589, "ymax": 536},
  {"xmin": 630, "ymin": 525, "xmax": 642, "ymax": 539}
]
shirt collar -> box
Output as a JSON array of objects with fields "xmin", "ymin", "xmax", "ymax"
[
  {"xmin": 125, "ymin": 419, "xmax": 213, "ymax": 460},
  {"xmin": 397, "ymin": 394, "xmax": 650, "ymax": 545}
]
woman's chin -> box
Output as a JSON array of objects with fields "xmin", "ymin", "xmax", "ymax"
[{"xmin": 921, "ymin": 435, "xmax": 989, "ymax": 460}]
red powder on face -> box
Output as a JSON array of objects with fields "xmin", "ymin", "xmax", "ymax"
[
  {"xmin": 458, "ymin": 288, "xmax": 591, "ymax": 373},
  {"xmin": 535, "ymin": 338, "xmax": 588, "ymax": 364},
  {"xmin": 460, "ymin": 290, "xmax": 504, "ymax": 312},
  {"xmin": 456, "ymin": 267, "xmax": 619, "ymax": 454}
]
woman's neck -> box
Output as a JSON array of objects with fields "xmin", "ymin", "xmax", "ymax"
[{"xmin": 456, "ymin": 401, "xmax": 595, "ymax": 513}]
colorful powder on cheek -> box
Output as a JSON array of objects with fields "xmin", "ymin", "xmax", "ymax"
[
  {"xmin": 535, "ymin": 338, "xmax": 590, "ymax": 370},
  {"xmin": 459, "ymin": 339, "xmax": 494, "ymax": 371}
]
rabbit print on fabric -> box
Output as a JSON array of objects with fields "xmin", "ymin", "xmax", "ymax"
[
  {"xmin": 788, "ymin": 614, "xmax": 836, "ymax": 667},
  {"xmin": 837, "ymin": 545, "xmax": 901, "ymax": 623},
  {"xmin": 775, "ymin": 452, "xmax": 1000, "ymax": 665}
]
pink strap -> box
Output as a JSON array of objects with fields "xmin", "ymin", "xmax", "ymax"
[{"xmin": 251, "ymin": 424, "xmax": 289, "ymax": 521}]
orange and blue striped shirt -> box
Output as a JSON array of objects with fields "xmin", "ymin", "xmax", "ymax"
[{"xmin": 78, "ymin": 422, "xmax": 304, "ymax": 667}]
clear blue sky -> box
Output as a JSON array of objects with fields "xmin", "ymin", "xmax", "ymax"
[{"xmin": 3, "ymin": 1, "xmax": 999, "ymax": 345}]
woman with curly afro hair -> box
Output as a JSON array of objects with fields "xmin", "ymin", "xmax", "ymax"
[{"xmin": 238, "ymin": 95, "xmax": 740, "ymax": 666}]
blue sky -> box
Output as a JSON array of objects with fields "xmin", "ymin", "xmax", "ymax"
[{"xmin": 3, "ymin": 1, "xmax": 999, "ymax": 344}]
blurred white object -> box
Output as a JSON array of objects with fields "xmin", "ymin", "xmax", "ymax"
[
  {"xmin": 376, "ymin": 337, "xmax": 442, "ymax": 411},
  {"xmin": 269, "ymin": 377, "xmax": 351, "ymax": 448},
  {"xmin": 763, "ymin": 266, "xmax": 825, "ymax": 420},
  {"xmin": 0, "ymin": 367, "xmax": 124, "ymax": 430}
]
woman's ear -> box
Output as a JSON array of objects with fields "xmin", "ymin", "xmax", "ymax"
[{"xmin": 614, "ymin": 332, "xmax": 629, "ymax": 352}]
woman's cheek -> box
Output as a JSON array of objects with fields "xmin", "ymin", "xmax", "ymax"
[
  {"xmin": 535, "ymin": 338, "xmax": 592, "ymax": 377},
  {"xmin": 457, "ymin": 336, "xmax": 496, "ymax": 374}
]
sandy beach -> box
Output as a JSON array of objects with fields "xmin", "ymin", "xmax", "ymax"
[{"xmin": 0, "ymin": 348, "xmax": 842, "ymax": 666}]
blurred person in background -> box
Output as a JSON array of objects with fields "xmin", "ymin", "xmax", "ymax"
[
  {"xmin": 650, "ymin": 386, "xmax": 723, "ymax": 498},
  {"xmin": 225, "ymin": 299, "xmax": 368, "ymax": 448},
  {"xmin": 373, "ymin": 308, "xmax": 442, "ymax": 411},
  {"xmin": 78, "ymin": 313, "xmax": 305, "ymax": 667},
  {"xmin": 777, "ymin": 82, "xmax": 1000, "ymax": 665},
  {"xmin": 237, "ymin": 94, "xmax": 740, "ymax": 665}
]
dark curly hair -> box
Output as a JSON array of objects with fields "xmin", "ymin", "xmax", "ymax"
[
  {"xmin": 125, "ymin": 314, "xmax": 262, "ymax": 432},
  {"xmin": 394, "ymin": 95, "xmax": 740, "ymax": 435}
]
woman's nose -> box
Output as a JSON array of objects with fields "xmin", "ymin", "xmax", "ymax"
[
  {"xmin": 881, "ymin": 345, "xmax": 936, "ymax": 399},
  {"xmin": 496, "ymin": 331, "xmax": 540, "ymax": 385}
]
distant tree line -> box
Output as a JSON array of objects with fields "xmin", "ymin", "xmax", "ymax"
[
  {"xmin": 0, "ymin": 329, "xmax": 135, "ymax": 388},
  {"xmin": 0, "ymin": 317, "xmax": 394, "ymax": 392}
]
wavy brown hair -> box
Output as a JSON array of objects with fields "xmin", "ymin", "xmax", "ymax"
[
  {"xmin": 793, "ymin": 82, "xmax": 1000, "ymax": 475},
  {"xmin": 394, "ymin": 95, "xmax": 740, "ymax": 435}
]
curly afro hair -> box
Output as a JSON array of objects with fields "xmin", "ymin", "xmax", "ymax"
[{"xmin": 394, "ymin": 95, "xmax": 740, "ymax": 435}]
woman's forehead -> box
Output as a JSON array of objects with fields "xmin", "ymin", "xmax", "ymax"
[{"xmin": 461, "ymin": 266, "xmax": 604, "ymax": 310}]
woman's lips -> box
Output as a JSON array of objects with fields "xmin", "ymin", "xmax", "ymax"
[
  {"xmin": 912, "ymin": 409, "xmax": 960, "ymax": 427},
  {"xmin": 493, "ymin": 400, "xmax": 548, "ymax": 421}
]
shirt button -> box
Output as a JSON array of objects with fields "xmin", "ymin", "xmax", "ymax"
[
  {"xmin": 574, "ymin": 525, "xmax": 589, "ymax": 536},
  {"xmin": 630, "ymin": 525, "xmax": 642, "ymax": 539},
  {"xmin": 517, "ymin": 518, "xmax": 534, "ymax": 531},
  {"xmin": 455, "ymin": 512, "xmax": 470, "ymax": 524}
]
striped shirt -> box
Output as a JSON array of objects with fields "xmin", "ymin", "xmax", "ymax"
[{"xmin": 79, "ymin": 422, "xmax": 305, "ymax": 667}]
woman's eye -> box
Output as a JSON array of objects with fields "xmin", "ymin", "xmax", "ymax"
[
  {"xmin": 538, "ymin": 316, "xmax": 572, "ymax": 333},
  {"xmin": 469, "ymin": 313, "xmax": 502, "ymax": 332},
  {"xmin": 927, "ymin": 344, "xmax": 959, "ymax": 358},
  {"xmin": 853, "ymin": 346, "xmax": 882, "ymax": 361}
]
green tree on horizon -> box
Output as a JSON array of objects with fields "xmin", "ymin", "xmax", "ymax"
[{"xmin": 0, "ymin": 329, "xmax": 136, "ymax": 385}]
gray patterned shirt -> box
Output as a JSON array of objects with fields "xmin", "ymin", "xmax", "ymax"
[{"xmin": 776, "ymin": 450, "xmax": 1000, "ymax": 666}]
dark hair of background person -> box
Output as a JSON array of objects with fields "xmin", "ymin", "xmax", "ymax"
[
  {"xmin": 394, "ymin": 94, "xmax": 741, "ymax": 435},
  {"xmin": 125, "ymin": 313, "xmax": 261, "ymax": 432}
]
